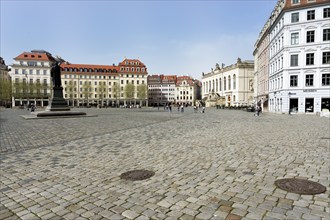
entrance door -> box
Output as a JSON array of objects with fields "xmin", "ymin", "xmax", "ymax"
[
  {"xmin": 305, "ymin": 98, "xmax": 314, "ymax": 112},
  {"xmin": 289, "ymin": 98, "xmax": 298, "ymax": 113}
]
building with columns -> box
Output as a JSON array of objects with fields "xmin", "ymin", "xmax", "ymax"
[
  {"xmin": 254, "ymin": 0, "xmax": 330, "ymax": 114},
  {"xmin": 201, "ymin": 59, "xmax": 255, "ymax": 107}
]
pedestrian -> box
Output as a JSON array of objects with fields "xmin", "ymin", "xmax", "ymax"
[
  {"xmin": 201, "ymin": 106, "xmax": 205, "ymax": 113},
  {"xmin": 181, "ymin": 104, "xmax": 184, "ymax": 112},
  {"xmin": 31, "ymin": 104, "xmax": 35, "ymax": 112},
  {"xmin": 255, "ymin": 106, "xmax": 260, "ymax": 116}
]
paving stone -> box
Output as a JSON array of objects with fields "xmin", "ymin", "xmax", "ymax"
[
  {"xmin": 0, "ymin": 109, "xmax": 329, "ymax": 220},
  {"xmin": 122, "ymin": 210, "xmax": 140, "ymax": 219}
]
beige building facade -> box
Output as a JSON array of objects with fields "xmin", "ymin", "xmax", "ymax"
[
  {"xmin": 253, "ymin": 20, "xmax": 271, "ymax": 112},
  {"xmin": 61, "ymin": 58, "xmax": 148, "ymax": 107}
]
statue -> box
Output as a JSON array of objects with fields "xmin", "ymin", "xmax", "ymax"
[
  {"xmin": 215, "ymin": 63, "xmax": 220, "ymax": 70},
  {"xmin": 237, "ymin": 57, "xmax": 242, "ymax": 63},
  {"xmin": 249, "ymin": 79, "xmax": 254, "ymax": 91},
  {"xmin": 221, "ymin": 63, "xmax": 225, "ymax": 68},
  {"xmin": 51, "ymin": 62, "xmax": 62, "ymax": 87}
]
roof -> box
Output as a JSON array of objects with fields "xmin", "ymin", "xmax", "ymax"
[
  {"xmin": 176, "ymin": 76, "xmax": 197, "ymax": 86},
  {"xmin": 118, "ymin": 58, "xmax": 146, "ymax": 67},
  {"xmin": 15, "ymin": 51, "xmax": 55, "ymax": 62},
  {"xmin": 60, "ymin": 63, "xmax": 119, "ymax": 73}
]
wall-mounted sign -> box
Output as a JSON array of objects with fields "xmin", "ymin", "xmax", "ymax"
[{"xmin": 303, "ymin": 89, "xmax": 317, "ymax": 92}]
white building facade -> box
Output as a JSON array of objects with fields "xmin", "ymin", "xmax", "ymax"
[
  {"xmin": 9, "ymin": 50, "xmax": 54, "ymax": 107},
  {"xmin": 202, "ymin": 59, "xmax": 255, "ymax": 107},
  {"xmin": 261, "ymin": 0, "xmax": 330, "ymax": 114},
  {"xmin": 148, "ymin": 75, "xmax": 201, "ymax": 106}
]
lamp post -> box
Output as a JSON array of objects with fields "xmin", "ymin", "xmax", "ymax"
[
  {"xmin": 288, "ymin": 92, "xmax": 291, "ymax": 115},
  {"xmin": 25, "ymin": 73, "xmax": 29, "ymax": 107}
]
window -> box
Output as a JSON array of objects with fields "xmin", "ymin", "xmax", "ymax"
[
  {"xmin": 292, "ymin": 0, "xmax": 299, "ymax": 4},
  {"xmin": 306, "ymin": 53, "xmax": 314, "ymax": 65},
  {"xmin": 291, "ymin": 33, "xmax": 299, "ymax": 45},
  {"xmin": 306, "ymin": 31, "xmax": 315, "ymax": 43},
  {"xmin": 36, "ymin": 70, "xmax": 40, "ymax": 75},
  {"xmin": 290, "ymin": 75, "xmax": 298, "ymax": 87},
  {"xmin": 43, "ymin": 70, "xmax": 47, "ymax": 75},
  {"xmin": 291, "ymin": 13, "xmax": 299, "ymax": 23},
  {"xmin": 322, "ymin": 74, "xmax": 330, "ymax": 85},
  {"xmin": 324, "ymin": 8, "xmax": 330, "ymax": 18},
  {"xmin": 323, "ymin": 52, "xmax": 330, "ymax": 64},
  {"xmin": 323, "ymin": 29, "xmax": 330, "ymax": 41},
  {"xmin": 307, "ymin": 10, "xmax": 315, "ymax": 20},
  {"xmin": 290, "ymin": 54, "xmax": 299, "ymax": 67},
  {"xmin": 305, "ymin": 74, "xmax": 314, "ymax": 86}
]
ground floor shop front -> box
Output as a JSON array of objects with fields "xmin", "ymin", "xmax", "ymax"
[
  {"xmin": 12, "ymin": 97, "xmax": 148, "ymax": 108},
  {"xmin": 269, "ymin": 89, "xmax": 330, "ymax": 114}
]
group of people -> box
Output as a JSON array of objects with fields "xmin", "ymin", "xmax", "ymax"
[
  {"xmin": 24, "ymin": 103, "xmax": 36, "ymax": 112},
  {"xmin": 160, "ymin": 103, "xmax": 206, "ymax": 113}
]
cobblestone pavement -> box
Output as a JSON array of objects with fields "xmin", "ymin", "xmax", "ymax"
[{"xmin": 0, "ymin": 107, "xmax": 329, "ymax": 220}]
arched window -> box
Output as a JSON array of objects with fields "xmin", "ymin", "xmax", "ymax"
[
  {"xmin": 216, "ymin": 79, "xmax": 218, "ymax": 92},
  {"xmin": 224, "ymin": 77, "xmax": 226, "ymax": 90},
  {"xmin": 233, "ymin": 74, "xmax": 236, "ymax": 90},
  {"xmin": 228, "ymin": 76, "xmax": 231, "ymax": 90},
  {"xmin": 219, "ymin": 78, "xmax": 222, "ymax": 91}
]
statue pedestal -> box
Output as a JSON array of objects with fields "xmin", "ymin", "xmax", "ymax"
[{"xmin": 46, "ymin": 87, "xmax": 70, "ymax": 111}]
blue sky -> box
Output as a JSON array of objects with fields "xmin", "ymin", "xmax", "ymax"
[{"xmin": 1, "ymin": 0, "xmax": 276, "ymax": 80}]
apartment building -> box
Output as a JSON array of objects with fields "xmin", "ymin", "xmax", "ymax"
[
  {"xmin": 61, "ymin": 58, "xmax": 148, "ymax": 107},
  {"xmin": 176, "ymin": 76, "xmax": 201, "ymax": 106},
  {"xmin": 253, "ymin": 19, "xmax": 271, "ymax": 112},
  {"xmin": 202, "ymin": 59, "xmax": 255, "ymax": 107},
  {"xmin": 0, "ymin": 57, "xmax": 11, "ymax": 107},
  {"xmin": 147, "ymin": 75, "xmax": 177, "ymax": 106},
  {"xmin": 9, "ymin": 50, "xmax": 55, "ymax": 107},
  {"xmin": 255, "ymin": 0, "xmax": 330, "ymax": 114},
  {"xmin": 148, "ymin": 74, "xmax": 201, "ymax": 106}
]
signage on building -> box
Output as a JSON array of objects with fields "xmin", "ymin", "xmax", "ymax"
[{"xmin": 303, "ymin": 89, "xmax": 317, "ymax": 92}]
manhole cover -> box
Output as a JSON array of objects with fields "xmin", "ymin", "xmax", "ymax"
[
  {"xmin": 120, "ymin": 170, "xmax": 155, "ymax": 181},
  {"xmin": 275, "ymin": 178, "xmax": 326, "ymax": 195}
]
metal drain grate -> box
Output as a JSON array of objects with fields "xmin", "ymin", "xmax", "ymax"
[
  {"xmin": 275, "ymin": 178, "xmax": 326, "ymax": 195},
  {"xmin": 120, "ymin": 169, "xmax": 155, "ymax": 181}
]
